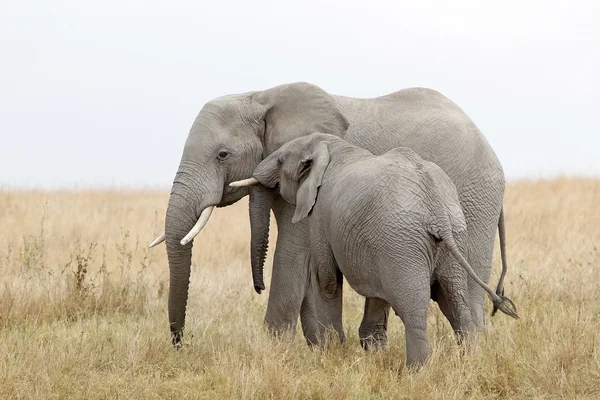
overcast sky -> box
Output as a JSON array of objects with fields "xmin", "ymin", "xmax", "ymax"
[{"xmin": 1, "ymin": 0, "xmax": 598, "ymax": 188}]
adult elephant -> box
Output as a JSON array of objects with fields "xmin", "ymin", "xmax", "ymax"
[{"xmin": 149, "ymin": 82, "xmax": 509, "ymax": 348}]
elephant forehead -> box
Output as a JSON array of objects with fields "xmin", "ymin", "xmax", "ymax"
[
  {"xmin": 280, "ymin": 155, "xmax": 300, "ymax": 177},
  {"xmin": 277, "ymin": 142, "xmax": 308, "ymax": 163},
  {"xmin": 279, "ymin": 136, "xmax": 310, "ymax": 152},
  {"xmin": 184, "ymin": 110, "xmax": 261, "ymax": 153},
  {"xmin": 182, "ymin": 128, "xmax": 228, "ymax": 156},
  {"xmin": 193, "ymin": 94, "xmax": 261, "ymax": 131},
  {"xmin": 192, "ymin": 104, "xmax": 240, "ymax": 133}
]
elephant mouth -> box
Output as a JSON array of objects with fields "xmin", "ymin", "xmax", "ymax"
[
  {"xmin": 217, "ymin": 199, "xmax": 240, "ymax": 208},
  {"xmin": 180, "ymin": 206, "xmax": 216, "ymax": 245},
  {"xmin": 271, "ymin": 183, "xmax": 281, "ymax": 196},
  {"xmin": 150, "ymin": 185, "xmax": 250, "ymax": 249},
  {"xmin": 149, "ymin": 204, "xmax": 216, "ymax": 248},
  {"xmin": 219, "ymin": 185, "xmax": 251, "ymax": 207}
]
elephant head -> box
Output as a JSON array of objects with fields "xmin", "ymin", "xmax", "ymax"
[
  {"xmin": 149, "ymin": 83, "xmax": 349, "ymax": 346},
  {"xmin": 231, "ymin": 133, "xmax": 334, "ymax": 224}
]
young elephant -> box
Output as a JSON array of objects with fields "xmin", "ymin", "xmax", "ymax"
[{"xmin": 231, "ymin": 132, "xmax": 518, "ymax": 368}]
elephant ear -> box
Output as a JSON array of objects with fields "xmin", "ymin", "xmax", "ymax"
[
  {"xmin": 252, "ymin": 82, "xmax": 349, "ymax": 154},
  {"xmin": 292, "ymin": 141, "xmax": 330, "ymax": 223}
]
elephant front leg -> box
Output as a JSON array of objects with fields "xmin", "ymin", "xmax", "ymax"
[
  {"xmin": 359, "ymin": 298, "xmax": 390, "ymax": 351},
  {"xmin": 300, "ymin": 266, "xmax": 345, "ymax": 347},
  {"xmin": 263, "ymin": 231, "xmax": 309, "ymax": 336},
  {"xmin": 263, "ymin": 199, "xmax": 320, "ymax": 340},
  {"xmin": 300, "ymin": 239, "xmax": 345, "ymax": 347}
]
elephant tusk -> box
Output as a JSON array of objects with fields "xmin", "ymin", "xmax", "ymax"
[
  {"xmin": 229, "ymin": 177, "xmax": 259, "ymax": 187},
  {"xmin": 180, "ymin": 206, "xmax": 215, "ymax": 245},
  {"xmin": 149, "ymin": 232, "xmax": 166, "ymax": 248}
]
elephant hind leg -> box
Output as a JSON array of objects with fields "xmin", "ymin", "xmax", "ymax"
[
  {"xmin": 461, "ymin": 177, "xmax": 504, "ymax": 329},
  {"xmin": 390, "ymin": 291, "xmax": 430, "ymax": 369},
  {"xmin": 432, "ymin": 274, "xmax": 475, "ymax": 344},
  {"xmin": 359, "ymin": 297, "xmax": 390, "ymax": 351},
  {"xmin": 383, "ymin": 262, "xmax": 431, "ymax": 369}
]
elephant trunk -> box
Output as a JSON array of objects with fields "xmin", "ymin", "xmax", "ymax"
[
  {"xmin": 164, "ymin": 168, "xmax": 222, "ymax": 347},
  {"xmin": 165, "ymin": 197, "xmax": 196, "ymax": 347},
  {"xmin": 248, "ymin": 185, "xmax": 275, "ymax": 294}
]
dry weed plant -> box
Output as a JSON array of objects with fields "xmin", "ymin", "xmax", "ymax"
[{"xmin": 0, "ymin": 179, "xmax": 599, "ymax": 399}]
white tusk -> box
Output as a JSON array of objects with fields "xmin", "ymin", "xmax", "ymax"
[
  {"xmin": 180, "ymin": 206, "xmax": 215, "ymax": 245},
  {"xmin": 229, "ymin": 177, "xmax": 259, "ymax": 187},
  {"xmin": 149, "ymin": 232, "xmax": 166, "ymax": 248}
]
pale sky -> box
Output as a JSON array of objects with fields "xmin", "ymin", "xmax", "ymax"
[{"xmin": 1, "ymin": 0, "xmax": 598, "ymax": 188}]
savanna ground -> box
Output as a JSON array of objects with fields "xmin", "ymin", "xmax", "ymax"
[{"xmin": 1, "ymin": 178, "xmax": 599, "ymax": 399}]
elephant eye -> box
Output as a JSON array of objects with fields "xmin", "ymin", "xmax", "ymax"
[
  {"xmin": 217, "ymin": 150, "xmax": 230, "ymax": 161},
  {"xmin": 277, "ymin": 154, "xmax": 284, "ymax": 166}
]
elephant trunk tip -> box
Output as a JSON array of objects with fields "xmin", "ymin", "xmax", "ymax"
[
  {"xmin": 254, "ymin": 283, "xmax": 265, "ymax": 294},
  {"xmin": 251, "ymin": 242, "xmax": 268, "ymax": 295},
  {"xmin": 171, "ymin": 328, "xmax": 183, "ymax": 350}
]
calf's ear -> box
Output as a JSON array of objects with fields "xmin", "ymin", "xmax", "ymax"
[{"xmin": 292, "ymin": 141, "xmax": 330, "ymax": 223}]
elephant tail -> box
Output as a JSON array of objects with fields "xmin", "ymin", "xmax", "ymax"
[
  {"xmin": 442, "ymin": 230, "xmax": 519, "ymax": 320},
  {"xmin": 492, "ymin": 206, "xmax": 509, "ymax": 317}
]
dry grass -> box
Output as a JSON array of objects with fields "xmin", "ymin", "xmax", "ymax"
[{"xmin": 1, "ymin": 178, "xmax": 599, "ymax": 399}]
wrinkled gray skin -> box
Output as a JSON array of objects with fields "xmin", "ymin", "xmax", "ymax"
[
  {"xmin": 248, "ymin": 133, "xmax": 517, "ymax": 367},
  {"xmin": 162, "ymin": 82, "xmax": 507, "ymax": 348}
]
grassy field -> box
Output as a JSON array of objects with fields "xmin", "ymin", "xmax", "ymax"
[{"xmin": 1, "ymin": 178, "xmax": 599, "ymax": 399}]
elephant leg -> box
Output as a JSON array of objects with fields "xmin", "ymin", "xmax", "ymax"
[
  {"xmin": 301, "ymin": 226, "xmax": 345, "ymax": 346},
  {"xmin": 390, "ymin": 284, "xmax": 430, "ymax": 369},
  {"xmin": 300, "ymin": 264, "xmax": 345, "ymax": 347},
  {"xmin": 359, "ymin": 298, "xmax": 390, "ymax": 351},
  {"xmin": 431, "ymin": 281, "xmax": 457, "ymax": 328},
  {"xmin": 264, "ymin": 198, "xmax": 323, "ymax": 341},
  {"xmin": 461, "ymin": 179, "xmax": 504, "ymax": 329},
  {"xmin": 264, "ymin": 198, "xmax": 344, "ymax": 344},
  {"xmin": 432, "ymin": 268, "xmax": 475, "ymax": 344},
  {"xmin": 382, "ymin": 251, "xmax": 431, "ymax": 369}
]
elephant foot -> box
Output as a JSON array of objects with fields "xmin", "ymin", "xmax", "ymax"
[
  {"xmin": 359, "ymin": 297, "xmax": 389, "ymax": 351},
  {"xmin": 359, "ymin": 331, "xmax": 388, "ymax": 351},
  {"xmin": 459, "ymin": 333, "xmax": 482, "ymax": 356},
  {"xmin": 304, "ymin": 327, "xmax": 346, "ymax": 348},
  {"xmin": 264, "ymin": 318, "xmax": 298, "ymax": 341}
]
